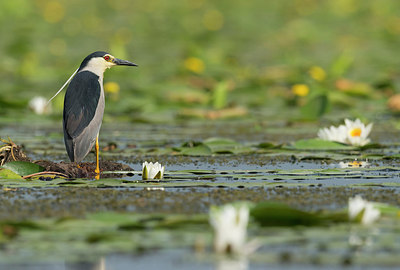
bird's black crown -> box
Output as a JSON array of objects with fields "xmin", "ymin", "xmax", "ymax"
[{"xmin": 78, "ymin": 51, "xmax": 110, "ymax": 70}]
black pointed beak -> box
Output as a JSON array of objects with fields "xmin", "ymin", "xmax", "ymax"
[{"xmin": 113, "ymin": 58, "xmax": 138, "ymax": 66}]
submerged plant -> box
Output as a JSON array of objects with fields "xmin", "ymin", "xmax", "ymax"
[
  {"xmin": 318, "ymin": 118, "xmax": 373, "ymax": 146},
  {"xmin": 348, "ymin": 196, "xmax": 380, "ymax": 225},
  {"xmin": 209, "ymin": 204, "xmax": 249, "ymax": 254},
  {"xmin": 142, "ymin": 161, "xmax": 164, "ymax": 180}
]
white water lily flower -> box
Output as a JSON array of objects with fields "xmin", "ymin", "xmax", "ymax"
[
  {"xmin": 28, "ymin": 96, "xmax": 52, "ymax": 115},
  {"xmin": 361, "ymin": 203, "xmax": 381, "ymax": 225},
  {"xmin": 339, "ymin": 159, "xmax": 370, "ymax": 168},
  {"xmin": 209, "ymin": 204, "xmax": 249, "ymax": 254},
  {"xmin": 344, "ymin": 118, "xmax": 373, "ymax": 146},
  {"xmin": 318, "ymin": 118, "xmax": 373, "ymax": 146},
  {"xmin": 142, "ymin": 161, "xmax": 164, "ymax": 180},
  {"xmin": 348, "ymin": 196, "xmax": 380, "ymax": 225},
  {"xmin": 317, "ymin": 125, "xmax": 347, "ymax": 144},
  {"xmin": 348, "ymin": 196, "xmax": 366, "ymax": 220}
]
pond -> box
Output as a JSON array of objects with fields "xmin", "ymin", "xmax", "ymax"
[{"xmin": 0, "ymin": 119, "xmax": 400, "ymax": 269}]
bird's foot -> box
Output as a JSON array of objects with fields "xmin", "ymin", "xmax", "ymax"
[{"xmin": 95, "ymin": 165, "xmax": 100, "ymax": 180}]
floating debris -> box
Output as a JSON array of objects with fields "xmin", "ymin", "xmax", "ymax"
[{"xmin": 0, "ymin": 138, "xmax": 30, "ymax": 166}]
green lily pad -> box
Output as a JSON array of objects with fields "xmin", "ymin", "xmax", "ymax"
[
  {"xmin": 251, "ymin": 202, "xmax": 321, "ymax": 226},
  {"xmin": 0, "ymin": 168, "xmax": 23, "ymax": 179},
  {"xmin": 203, "ymin": 137, "xmax": 251, "ymax": 154},
  {"xmin": 203, "ymin": 137, "xmax": 238, "ymax": 144},
  {"xmin": 1, "ymin": 161, "xmax": 45, "ymax": 177},
  {"xmin": 359, "ymin": 143, "xmax": 384, "ymax": 150},
  {"xmin": 290, "ymin": 138, "xmax": 353, "ymax": 150},
  {"xmin": 180, "ymin": 144, "xmax": 213, "ymax": 156},
  {"xmin": 257, "ymin": 142, "xmax": 281, "ymax": 149}
]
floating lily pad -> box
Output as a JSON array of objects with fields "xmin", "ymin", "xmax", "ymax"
[
  {"xmin": 358, "ymin": 143, "xmax": 384, "ymax": 150},
  {"xmin": 180, "ymin": 144, "xmax": 213, "ymax": 156},
  {"xmin": 290, "ymin": 138, "xmax": 353, "ymax": 150},
  {"xmin": 257, "ymin": 142, "xmax": 281, "ymax": 149},
  {"xmin": 203, "ymin": 137, "xmax": 252, "ymax": 154},
  {"xmin": 2, "ymin": 161, "xmax": 45, "ymax": 176},
  {"xmin": 0, "ymin": 168, "xmax": 23, "ymax": 180},
  {"xmin": 251, "ymin": 201, "xmax": 321, "ymax": 226}
]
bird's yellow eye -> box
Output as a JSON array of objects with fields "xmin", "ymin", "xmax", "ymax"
[{"xmin": 104, "ymin": 55, "xmax": 111, "ymax": 61}]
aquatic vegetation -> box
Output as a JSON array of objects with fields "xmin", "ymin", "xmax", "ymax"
[
  {"xmin": 348, "ymin": 196, "xmax": 380, "ymax": 225},
  {"xmin": 318, "ymin": 118, "xmax": 373, "ymax": 146},
  {"xmin": 142, "ymin": 161, "xmax": 165, "ymax": 180},
  {"xmin": 2, "ymin": 0, "xmax": 400, "ymax": 267},
  {"xmin": 209, "ymin": 203, "xmax": 249, "ymax": 254},
  {"xmin": 0, "ymin": 138, "xmax": 30, "ymax": 166}
]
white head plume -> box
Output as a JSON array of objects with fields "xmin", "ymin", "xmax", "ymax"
[{"xmin": 47, "ymin": 67, "xmax": 79, "ymax": 105}]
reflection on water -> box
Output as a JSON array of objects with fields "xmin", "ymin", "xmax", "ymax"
[
  {"xmin": 216, "ymin": 257, "xmax": 248, "ymax": 270},
  {"xmin": 348, "ymin": 227, "xmax": 380, "ymax": 249},
  {"xmin": 65, "ymin": 259, "xmax": 104, "ymax": 270}
]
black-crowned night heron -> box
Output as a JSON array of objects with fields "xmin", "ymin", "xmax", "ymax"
[{"xmin": 62, "ymin": 51, "xmax": 137, "ymax": 175}]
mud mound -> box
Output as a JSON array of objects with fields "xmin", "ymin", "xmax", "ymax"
[
  {"xmin": 1, "ymin": 139, "xmax": 133, "ymax": 179},
  {"xmin": 34, "ymin": 160, "xmax": 132, "ymax": 179}
]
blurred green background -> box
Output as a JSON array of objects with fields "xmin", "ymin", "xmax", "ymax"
[{"xmin": 1, "ymin": 0, "xmax": 400, "ymax": 122}]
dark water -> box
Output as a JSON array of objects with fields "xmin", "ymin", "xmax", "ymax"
[{"xmin": 2, "ymin": 250, "xmax": 399, "ymax": 270}]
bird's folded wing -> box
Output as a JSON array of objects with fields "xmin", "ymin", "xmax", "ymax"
[{"xmin": 63, "ymin": 71, "xmax": 101, "ymax": 139}]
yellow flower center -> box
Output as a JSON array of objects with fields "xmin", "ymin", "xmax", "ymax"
[
  {"xmin": 349, "ymin": 160, "xmax": 362, "ymax": 167},
  {"xmin": 350, "ymin": 127, "xmax": 362, "ymax": 137}
]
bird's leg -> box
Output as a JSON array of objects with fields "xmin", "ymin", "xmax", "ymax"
[{"xmin": 95, "ymin": 135, "xmax": 100, "ymax": 175}]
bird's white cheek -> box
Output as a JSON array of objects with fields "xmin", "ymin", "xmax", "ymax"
[{"xmin": 105, "ymin": 62, "xmax": 116, "ymax": 69}]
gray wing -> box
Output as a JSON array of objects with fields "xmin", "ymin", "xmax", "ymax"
[{"xmin": 63, "ymin": 71, "xmax": 101, "ymax": 162}]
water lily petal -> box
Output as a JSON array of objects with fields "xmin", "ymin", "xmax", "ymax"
[{"xmin": 209, "ymin": 204, "xmax": 249, "ymax": 254}]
